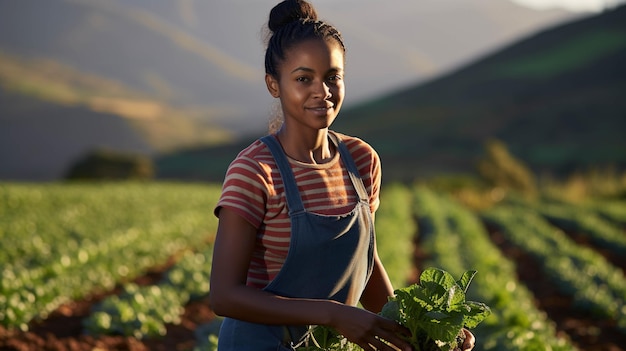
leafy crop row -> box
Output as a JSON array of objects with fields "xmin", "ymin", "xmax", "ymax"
[
  {"xmin": 535, "ymin": 202, "xmax": 626, "ymax": 255},
  {"xmin": 0, "ymin": 182, "xmax": 220, "ymax": 330},
  {"xmin": 412, "ymin": 186, "xmax": 577, "ymax": 351},
  {"xmin": 83, "ymin": 248, "xmax": 213, "ymax": 339},
  {"xmin": 3, "ymin": 182, "xmax": 624, "ymax": 351},
  {"xmin": 482, "ymin": 206, "xmax": 626, "ymax": 333},
  {"xmin": 373, "ymin": 183, "xmax": 417, "ymax": 288},
  {"xmin": 586, "ymin": 199, "xmax": 626, "ymax": 227}
]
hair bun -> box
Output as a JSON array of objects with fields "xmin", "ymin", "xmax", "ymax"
[{"xmin": 268, "ymin": 0, "xmax": 318, "ymax": 33}]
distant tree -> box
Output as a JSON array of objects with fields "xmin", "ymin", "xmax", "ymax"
[
  {"xmin": 477, "ymin": 139, "xmax": 537, "ymax": 196},
  {"xmin": 65, "ymin": 149, "xmax": 153, "ymax": 180}
]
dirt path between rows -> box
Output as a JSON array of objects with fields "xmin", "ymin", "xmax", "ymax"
[{"xmin": 485, "ymin": 226, "xmax": 624, "ymax": 351}]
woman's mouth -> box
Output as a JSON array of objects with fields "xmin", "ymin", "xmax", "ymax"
[
  {"xmin": 307, "ymin": 106, "xmax": 333, "ymax": 116},
  {"xmin": 307, "ymin": 105, "xmax": 333, "ymax": 112}
]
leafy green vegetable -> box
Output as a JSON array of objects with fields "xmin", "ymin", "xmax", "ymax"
[
  {"xmin": 297, "ymin": 267, "xmax": 491, "ymax": 351},
  {"xmin": 382, "ymin": 267, "xmax": 491, "ymax": 351}
]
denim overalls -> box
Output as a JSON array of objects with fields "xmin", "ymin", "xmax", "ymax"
[{"xmin": 217, "ymin": 132, "xmax": 375, "ymax": 350}]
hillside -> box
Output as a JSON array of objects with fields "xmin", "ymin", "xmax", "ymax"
[
  {"xmin": 0, "ymin": 52, "xmax": 231, "ymax": 180},
  {"xmin": 332, "ymin": 4, "xmax": 626, "ymax": 181},
  {"xmin": 0, "ymin": 0, "xmax": 573, "ymax": 130},
  {"xmin": 156, "ymin": 5, "xmax": 626, "ymax": 183},
  {"xmin": 0, "ymin": 0, "xmax": 265, "ymax": 131}
]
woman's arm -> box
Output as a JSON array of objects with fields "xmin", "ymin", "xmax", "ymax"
[
  {"xmin": 209, "ymin": 208, "xmax": 412, "ymax": 351},
  {"xmin": 360, "ymin": 244, "xmax": 395, "ymax": 313},
  {"xmin": 209, "ymin": 207, "xmax": 335, "ymax": 325}
]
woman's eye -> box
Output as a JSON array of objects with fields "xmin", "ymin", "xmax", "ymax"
[
  {"xmin": 296, "ymin": 77, "xmax": 310, "ymax": 82},
  {"xmin": 327, "ymin": 75, "xmax": 342, "ymax": 82}
]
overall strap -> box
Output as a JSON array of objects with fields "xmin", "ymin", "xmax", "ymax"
[
  {"xmin": 330, "ymin": 132, "xmax": 369, "ymax": 204},
  {"xmin": 260, "ymin": 135, "xmax": 305, "ymax": 216}
]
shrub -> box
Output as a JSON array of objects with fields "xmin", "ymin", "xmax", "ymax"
[
  {"xmin": 65, "ymin": 149, "xmax": 153, "ymax": 180},
  {"xmin": 476, "ymin": 139, "xmax": 537, "ymax": 196}
]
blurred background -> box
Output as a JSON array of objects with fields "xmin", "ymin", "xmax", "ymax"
[{"xmin": 0, "ymin": 0, "xmax": 624, "ymax": 183}]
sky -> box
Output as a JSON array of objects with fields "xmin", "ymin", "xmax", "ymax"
[{"xmin": 510, "ymin": 0, "xmax": 626, "ymax": 12}]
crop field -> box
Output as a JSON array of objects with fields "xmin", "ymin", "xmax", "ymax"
[{"xmin": 1, "ymin": 182, "xmax": 625, "ymax": 351}]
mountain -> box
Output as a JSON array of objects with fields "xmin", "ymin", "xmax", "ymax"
[
  {"xmin": 155, "ymin": 5, "xmax": 626, "ymax": 183},
  {"xmin": 333, "ymin": 4, "xmax": 626, "ymax": 181},
  {"xmin": 0, "ymin": 0, "xmax": 576, "ymax": 181},
  {"xmin": 0, "ymin": 0, "xmax": 575, "ymax": 130},
  {"xmin": 0, "ymin": 51, "xmax": 231, "ymax": 180}
]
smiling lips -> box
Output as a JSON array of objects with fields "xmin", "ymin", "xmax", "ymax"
[{"xmin": 307, "ymin": 105, "xmax": 333, "ymax": 111}]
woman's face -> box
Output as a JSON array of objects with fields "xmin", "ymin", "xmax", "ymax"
[{"xmin": 266, "ymin": 39, "xmax": 345, "ymax": 132}]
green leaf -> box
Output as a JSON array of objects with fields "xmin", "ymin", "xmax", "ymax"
[
  {"xmin": 413, "ymin": 283, "xmax": 445, "ymax": 308},
  {"xmin": 424, "ymin": 310, "xmax": 450, "ymax": 321},
  {"xmin": 462, "ymin": 301, "xmax": 492, "ymax": 328},
  {"xmin": 422, "ymin": 311, "xmax": 464, "ymax": 346},
  {"xmin": 380, "ymin": 299, "xmax": 400, "ymax": 321},
  {"xmin": 420, "ymin": 267, "xmax": 457, "ymax": 290},
  {"xmin": 445, "ymin": 286, "xmax": 466, "ymax": 312},
  {"xmin": 457, "ymin": 270, "xmax": 477, "ymax": 293}
]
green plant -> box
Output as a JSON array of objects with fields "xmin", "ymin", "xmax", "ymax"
[
  {"xmin": 64, "ymin": 149, "xmax": 154, "ymax": 180},
  {"xmin": 476, "ymin": 139, "xmax": 537, "ymax": 197},
  {"xmin": 381, "ymin": 268, "xmax": 491, "ymax": 351},
  {"xmin": 296, "ymin": 268, "xmax": 490, "ymax": 351}
]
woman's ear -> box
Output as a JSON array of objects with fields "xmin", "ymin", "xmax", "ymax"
[{"xmin": 265, "ymin": 74, "xmax": 280, "ymax": 98}]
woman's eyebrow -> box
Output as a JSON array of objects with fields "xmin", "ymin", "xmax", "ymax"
[
  {"xmin": 291, "ymin": 66, "xmax": 314, "ymax": 74},
  {"xmin": 290, "ymin": 66, "xmax": 343, "ymax": 74}
]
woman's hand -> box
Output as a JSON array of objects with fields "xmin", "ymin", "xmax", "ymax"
[
  {"xmin": 329, "ymin": 303, "xmax": 412, "ymax": 351},
  {"xmin": 455, "ymin": 328, "xmax": 475, "ymax": 351}
]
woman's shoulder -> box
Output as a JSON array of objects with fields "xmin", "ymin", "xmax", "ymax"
[
  {"xmin": 223, "ymin": 137, "xmax": 277, "ymax": 181},
  {"xmin": 235, "ymin": 138, "xmax": 271, "ymax": 159},
  {"xmin": 229, "ymin": 138, "xmax": 275, "ymax": 165}
]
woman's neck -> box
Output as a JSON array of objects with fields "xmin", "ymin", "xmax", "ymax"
[{"xmin": 276, "ymin": 128, "xmax": 334, "ymax": 164}]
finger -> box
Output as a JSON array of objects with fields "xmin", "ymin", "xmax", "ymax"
[
  {"xmin": 373, "ymin": 335, "xmax": 412, "ymax": 351},
  {"xmin": 355, "ymin": 341, "xmax": 374, "ymax": 351},
  {"xmin": 392, "ymin": 322, "xmax": 412, "ymax": 338},
  {"xmin": 380, "ymin": 318, "xmax": 412, "ymax": 338},
  {"xmin": 462, "ymin": 339, "xmax": 475, "ymax": 350},
  {"xmin": 462, "ymin": 329, "xmax": 475, "ymax": 350},
  {"xmin": 369, "ymin": 337, "xmax": 399, "ymax": 351},
  {"xmin": 373, "ymin": 324, "xmax": 412, "ymax": 350},
  {"xmin": 356, "ymin": 337, "xmax": 385, "ymax": 351},
  {"xmin": 380, "ymin": 334, "xmax": 412, "ymax": 351}
]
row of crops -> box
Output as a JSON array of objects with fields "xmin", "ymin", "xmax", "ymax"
[
  {"xmin": 1, "ymin": 182, "xmax": 625, "ymax": 350},
  {"xmin": 0, "ymin": 182, "xmax": 220, "ymax": 334},
  {"xmin": 412, "ymin": 187, "xmax": 576, "ymax": 351}
]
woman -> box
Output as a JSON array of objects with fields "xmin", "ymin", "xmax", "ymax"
[{"xmin": 209, "ymin": 1, "xmax": 475, "ymax": 350}]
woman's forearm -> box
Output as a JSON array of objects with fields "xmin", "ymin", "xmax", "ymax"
[{"xmin": 210, "ymin": 284, "xmax": 341, "ymax": 326}]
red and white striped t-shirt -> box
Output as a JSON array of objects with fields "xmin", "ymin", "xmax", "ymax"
[{"xmin": 214, "ymin": 131, "xmax": 382, "ymax": 289}]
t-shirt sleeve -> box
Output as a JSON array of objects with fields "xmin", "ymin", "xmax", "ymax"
[{"xmin": 214, "ymin": 155, "xmax": 268, "ymax": 229}]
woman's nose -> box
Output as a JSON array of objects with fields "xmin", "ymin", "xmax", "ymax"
[{"xmin": 314, "ymin": 81, "xmax": 332, "ymax": 99}]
